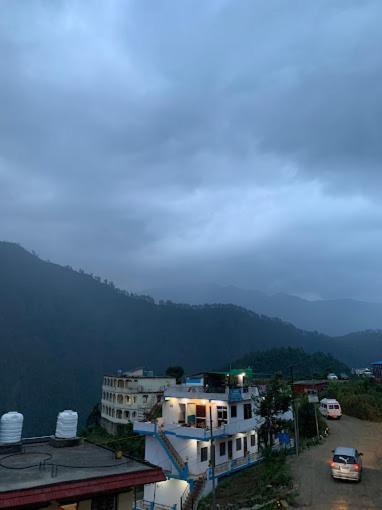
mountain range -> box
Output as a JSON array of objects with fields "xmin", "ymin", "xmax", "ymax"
[
  {"xmin": 146, "ymin": 284, "xmax": 382, "ymax": 336},
  {"xmin": 0, "ymin": 242, "xmax": 381, "ymax": 436}
]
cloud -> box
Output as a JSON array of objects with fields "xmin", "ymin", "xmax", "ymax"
[{"xmin": 1, "ymin": 0, "xmax": 382, "ymax": 299}]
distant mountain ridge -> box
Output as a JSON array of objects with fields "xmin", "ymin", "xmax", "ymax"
[
  {"xmin": 146, "ymin": 283, "xmax": 382, "ymax": 336},
  {"xmin": 0, "ymin": 242, "xmax": 381, "ymax": 436}
]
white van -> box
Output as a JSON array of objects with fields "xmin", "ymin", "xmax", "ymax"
[{"xmin": 319, "ymin": 398, "xmax": 342, "ymax": 419}]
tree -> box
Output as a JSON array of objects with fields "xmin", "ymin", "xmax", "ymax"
[
  {"xmin": 253, "ymin": 373, "xmax": 292, "ymax": 447},
  {"xmin": 165, "ymin": 366, "xmax": 184, "ymax": 383},
  {"xmin": 86, "ymin": 403, "xmax": 101, "ymax": 430}
]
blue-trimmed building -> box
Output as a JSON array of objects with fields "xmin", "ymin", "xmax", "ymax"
[{"xmin": 133, "ymin": 370, "xmax": 265, "ymax": 509}]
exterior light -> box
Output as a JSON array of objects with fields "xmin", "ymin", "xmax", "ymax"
[{"xmin": 241, "ymin": 372, "xmax": 246, "ymax": 377}]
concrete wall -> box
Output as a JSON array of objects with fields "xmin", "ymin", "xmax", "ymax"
[
  {"xmin": 145, "ymin": 435, "xmax": 173, "ymax": 474},
  {"xmin": 144, "ymin": 480, "xmax": 188, "ymax": 508}
]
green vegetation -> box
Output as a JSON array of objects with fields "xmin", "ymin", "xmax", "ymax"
[
  {"xmin": 165, "ymin": 365, "xmax": 184, "ymax": 382},
  {"xmin": 198, "ymin": 451, "xmax": 293, "ymax": 510},
  {"xmin": 297, "ymin": 396, "xmax": 327, "ymax": 440},
  {"xmin": 0, "ymin": 242, "xmax": 347, "ymax": 436},
  {"xmin": 80, "ymin": 424, "xmax": 145, "ymax": 459},
  {"xmin": 324, "ymin": 378, "xmax": 382, "ymax": 421},
  {"xmin": 254, "ymin": 374, "xmax": 292, "ymax": 447},
  {"xmin": 232, "ymin": 347, "xmax": 350, "ymax": 380}
]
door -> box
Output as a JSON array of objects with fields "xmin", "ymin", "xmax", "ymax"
[
  {"xmin": 228, "ymin": 440, "xmax": 233, "ymax": 459},
  {"xmin": 244, "ymin": 436, "xmax": 248, "ymax": 455}
]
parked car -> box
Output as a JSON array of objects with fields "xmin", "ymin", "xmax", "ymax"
[
  {"xmin": 327, "ymin": 373, "xmax": 338, "ymax": 381},
  {"xmin": 319, "ymin": 398, "xmax": 342, "ymax": 419},
  {"xmin": 331, "ymin": 447, "xmax": 363, "ymax": 482}
]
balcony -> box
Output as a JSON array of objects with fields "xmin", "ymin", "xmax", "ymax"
[
  {"xmin": 213, "ymin": 451, "xmax": 261, "ymax": 478},
  {"xmin": 165, "ymin": 385, "xmax": 258, "ymax": 402}
]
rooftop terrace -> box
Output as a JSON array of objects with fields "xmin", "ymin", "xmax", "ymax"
[{"xmin": 0, "ymin": 437, "xmax": 164, "ymax": 504}]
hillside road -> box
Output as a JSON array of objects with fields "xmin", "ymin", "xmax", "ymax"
[{"xmin": 289, "ymin": 415, "xmax": 382, "ymax": 509}]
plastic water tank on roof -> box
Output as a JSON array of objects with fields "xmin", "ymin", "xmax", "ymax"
[
  {"xmin": 0, "ymin": 412, "xmax": 24, "ymax": 444},
  {"xmin": 55, "ymin": 410, "xmax": 78, "ymax": 439}
]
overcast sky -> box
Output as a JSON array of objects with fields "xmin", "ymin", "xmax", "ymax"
[{"xmin": 1, "ymin": 1, "xmax": 382, "ymax": 300}]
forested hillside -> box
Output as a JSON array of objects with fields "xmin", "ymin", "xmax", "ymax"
[
  {"xmin": 231, "ymin": 347, "xmax": 350, "ymax": 379},
  {"xmin": 0, "ymin": 242, "xmax": 379, "ymax": 435}
]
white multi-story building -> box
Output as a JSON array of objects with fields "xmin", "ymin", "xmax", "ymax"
[
  {"xmin": 101, "ymin": 368, "xmax": 176, "ymax": 434},
  {"xmin": 134, "ymin": 369, "xmax": 265, "ymax": 510}
]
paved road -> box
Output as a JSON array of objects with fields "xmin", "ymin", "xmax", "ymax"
[{"xmin": 289, "ymin": 415, "xmax": 382, "ymax": 509}]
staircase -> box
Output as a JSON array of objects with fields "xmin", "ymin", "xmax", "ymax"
[
  {"xmin": 145, "ymin": 401, "xmax": 162, "ymax": 421},
  {"xmin": 182, "ymin": 476, "xmax": 205, "ymax": 510},
  {"xmin": 157, "ymin": 429, "xmax": 187, "ymax": 477}
]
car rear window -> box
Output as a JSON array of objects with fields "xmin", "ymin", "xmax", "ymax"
[
  {"xmin": 334, "ymin": 405, "xmax": 340, "ymax": 409},
  {"xmin": 333, "ymin": 454, "xmax": 356, "ymax": 464}
]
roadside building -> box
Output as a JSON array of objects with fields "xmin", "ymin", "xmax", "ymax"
[
  {"xmin": 101, "ymin": 368, "xmax": 176, "ymax": 434},
  {"xmin": 0, "ymin": 423, "xmax": 165, "ymax": 509},
  {"xmin": 134, "ymin": 369, "xmax": 266, "ymax": 509},
  {"xmin": 293, "ymin": 379, "xmax": 328, "ymax": 395},
  {"xmin": 371, "ymin": 361, "xmax": 382, "ymax": 379}
]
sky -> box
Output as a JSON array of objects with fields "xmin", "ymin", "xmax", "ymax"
[{"xmin": 1, "ymin": 0, "xmax": 382, "ymax": 300}]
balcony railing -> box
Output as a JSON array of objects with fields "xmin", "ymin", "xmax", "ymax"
[
  {"xmin": 165, "ymin": 385, "xmax": 258, "ymax": 402},
  {"xmin": 134, "ymin": 500, "xmax": 176, "ymax": 510},
  {"xmin": 134, "ymin": 415, "xmax": 262, "ymax": 439}
]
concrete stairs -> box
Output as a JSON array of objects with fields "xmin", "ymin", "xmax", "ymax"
[{"xmin": 157, "ymin": 429, "xmax": 186, "ymax": 476}]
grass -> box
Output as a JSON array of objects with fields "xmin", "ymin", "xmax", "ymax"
[{"xmin": 198, "ymin": 451, "xmax": 294, "ymax": 510}]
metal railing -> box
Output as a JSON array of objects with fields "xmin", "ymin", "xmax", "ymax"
[{"xmin": 134, "ymin": 500, "xmax": 176, "ymax": 510}]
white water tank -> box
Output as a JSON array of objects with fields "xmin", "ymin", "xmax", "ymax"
[
  {"xmin": 0, "ymin": 412, "xmax": 24, "ymax": 444},
  {"xmin": 55, "ymin": 410, "xmax": 78, "ymax": 439}
]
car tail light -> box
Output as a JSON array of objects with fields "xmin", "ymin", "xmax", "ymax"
[
  {"xmin": 330, "ymin": 461, "xmax": 337, "ymax": 468},
  {"xmin": 354, "ymin": 464, "xmax": 359, "ymax": 471}
]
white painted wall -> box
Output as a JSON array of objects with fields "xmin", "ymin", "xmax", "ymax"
[
  {"xmin": 145, "ymin": 436, "xmax": 173, "ymax": 474},
  {"xmin": 143, "ymin": 479, "xmax": 189, "ymax": 508}
]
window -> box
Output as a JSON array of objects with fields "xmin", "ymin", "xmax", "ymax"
[
  {"xmin": 116, "ymin": 409, "xmax": 122, "ymax": 419},
  {"xmin": 244, "ymin": 403, "xmax": 252, "ymax": 420},
  {"xmin": 196, "ymin": 405, "xmax": 207, "ymax": 428},
  {"xmin": 230, "ymin": 405, "xmax": 237, "ymax": 418},
  {"xmin": 219, "ymin": 442, "xmax": 226, "ymax": 456},
  {"xmin": 117, "ymin": 394, "xmax": 123, "ymax": 404},
  {"xmin": 132, "ymin": 411, "xmax": 136, "ymax": 418},
  {"xmin": 236, "ymin": 438, "xmax": 242, "ymax": 451},
  {"xmin": 124, "ymin": 410, "xmax": 130, "ymax": 419},
  {"xmin": 200, "ymin": 446, "xmax": 208, "ymax": 462},
  {"xmin": 133, "ymin": 396, "xmax": 137, "ymax": 403},
  {"xmin": 217, "ymin": 406, "xmax": 228, "ymax": 426},
  {"xmin": 250, "ymin": 434, "xmax": 256, "ymax": 447},
  {"xmin": 143, "ymin": 395, "xmax": 148, "ymax": 403}
]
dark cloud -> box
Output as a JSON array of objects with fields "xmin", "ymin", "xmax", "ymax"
[{"xmin": 1, "ymin": 0, "xmax": 382, "ymax": 299}]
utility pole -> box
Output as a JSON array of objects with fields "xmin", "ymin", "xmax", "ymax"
[
  {"xmin": 289, "ymin": 366, "xmax": 299, "ymax": 456},
  {"xmin": 209, "ymin": 401, "xmax": 216, "ymax": 510},
  {"xmin": 314, "ymin": 401, "xmax": 320, "ymax": 442}
]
